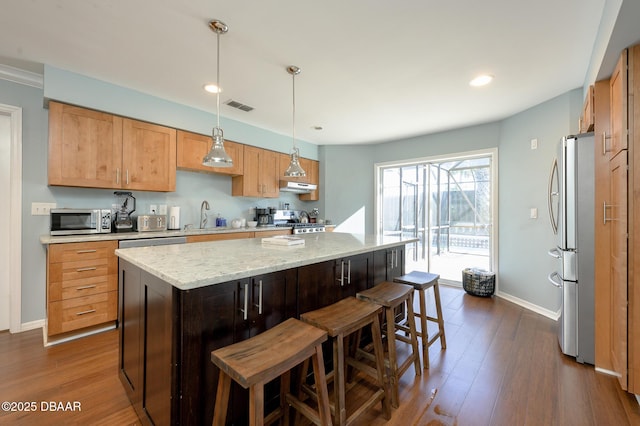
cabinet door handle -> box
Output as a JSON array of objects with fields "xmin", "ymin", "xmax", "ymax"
[
  {"xmin": 76, "ymin": 267, "xmax": 97, "ymax": 272},
  {"xmin": 347, "ymin": 260, "xmax": 351, "ymax": 285},
  {"xmin": 240, "ymin": 283, "xmax": 249, "ymax": 320},
  {"xmin": 603, "ymin": 201, "xmax": 614, "ymax": 224},
  {"xmin": 76, "ymin": 249, "xmax": 97, "ymax": 254},
  {"xmin": 76, "ymin": 309, "xmax": 96, "ymax": 316},
  {"xmin": 126, "ymin": 169, "xmax": 130, "ymax": 185},
  {"xmin": 116, "ymin": 168, "xmax": 120, "ymax": 185},
  {"xmin": 602, "ymin": 132, "xmax": 611, "ymax": 155},
  {"xmin": 76, "ymin": 285, "xmax": 97, "ymax": 290},
  {"xmin": 337, "ymin": 261, "xmax": 345, "ymax": 286},
  {"xmin": 253, "ymin": 279, "xmax": 263, "ymax": 315}
]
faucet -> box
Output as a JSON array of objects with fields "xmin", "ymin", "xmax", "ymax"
[{"xmin": 200, "ymin": 200, "xmax": 210, "ymax": 229}]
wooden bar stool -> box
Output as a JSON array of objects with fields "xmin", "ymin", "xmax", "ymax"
[
  {"xmin": 356, "ymin": 281, "xmax": 421, "ymax": 408},
  {"xmin": 300, "ymin": 297, "xmax": 391, "ymax": 426},
  {"xmin": 210, "ymin": 318, "xmax": 332, "ymax": 426},
  {"xmin": 394, "ymin": 271, "xmax": 447, "ymax": 369}
]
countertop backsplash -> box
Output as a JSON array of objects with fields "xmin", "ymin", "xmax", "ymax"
[{"xmin": 48, "ymin": 170, "xmax": 318, "ymax": 231}]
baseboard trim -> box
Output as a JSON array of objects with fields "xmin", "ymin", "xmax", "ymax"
[
  {"xmin": 595, "ymin": 367, "xmax": 620, "ymax": 377},
  {"xmin": 19, "ymin": 319, "xmax": 45, "ymax": 332},
  {"xmin": 495, "ymin": 291, "xmax": 559, "ymax": 320}
]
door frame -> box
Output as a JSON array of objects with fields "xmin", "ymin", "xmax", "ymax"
[
  {"xmin": 1, "ymin": 103, "xmax": 22, "ymax": 333},
  {"xmin": 374, "ymin": 148, "xmax": 499, "ymax": 282}
]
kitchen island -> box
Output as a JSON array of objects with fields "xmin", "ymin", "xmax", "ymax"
[{"xmin": 115, "ymin": 232, "xmax": 416, "ymax": 425}]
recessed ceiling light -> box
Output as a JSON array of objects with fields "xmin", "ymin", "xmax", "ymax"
[
  {"xmin": 204, "ymin": 83, "xmax": 222, "ymax": 94},
  {"xmin": 470, "ymin": 74, "xmax": 494, "ymax": 87}
]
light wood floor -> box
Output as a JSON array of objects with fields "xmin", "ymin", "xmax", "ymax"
[{"xmin": 1, "ymin": 286, "xmax": 639, "ymax": 425}]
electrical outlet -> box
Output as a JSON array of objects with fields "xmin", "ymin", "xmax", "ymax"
[
  {"xmin": 31, "ymin": 202, "xmax": 57, "ymax": 216},
  {"xmin": 159, "ymin": 204, "xmax": 167, "ymax": 215},
  {"xmin": 530, "ymin": 207, "xmax": 538, "ymax": 219},
  {"xmin": 530, "ymin": 138, "xmax": 538, "ymax": 150},
  {"xmin": 149, "ymin": 204, "xmax": 157, "ymax": 214}
]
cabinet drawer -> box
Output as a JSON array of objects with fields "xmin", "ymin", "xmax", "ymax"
[
  {"xmin": 48, "ymin": 274, "xmax": 117, "ymax": 302},
  {"xmin": 48, "ymin": 256, "xmax": 117, "ymax": 282},
  {"xmin": 49, "ymin": 241, "xmax": 117, "ymax": 263},
  {"xmin": 48, "ymin": 291, "xmax": 117, "ymax": 336}
]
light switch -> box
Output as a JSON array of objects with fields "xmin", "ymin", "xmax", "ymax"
[
  {"xmin": 530, "ymin": 207, "xmax": 538, "ymax": 219},
  {"xmin": 530, "ymin": 138, "xmax": 538, "ymax": 150}
]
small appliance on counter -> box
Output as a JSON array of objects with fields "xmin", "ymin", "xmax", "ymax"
[
  {"xmin": 50, "ymin": 208, "xmax": 112, "ymax": 235},
  {"xmin": 255, "ymin": 207, "xmax": 276, "ymax": 226},
  {"xmin": 168, "ymin": 206, "xmax": 181, "ymax": 230},
  {"xmin": 137, "ymin": 215, "xmax": 167, "ymax": 232},
  {"xmin": 113, "ymin": 191, "xmax": 136, "ymax": 233}
]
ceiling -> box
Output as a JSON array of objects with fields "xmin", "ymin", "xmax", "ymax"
[{"xmin": 0, "ymin": 0, "xmax": 607, "ymax": 145}]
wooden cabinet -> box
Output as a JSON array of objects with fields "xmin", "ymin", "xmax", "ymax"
[
  {"xmin": 176, "ymin": 130, "xmax": 244, "ymax": 176},
  {"xmin": 595, "ymin": 44, "xmax": 640, "ymax": 394},
  {"xmin": 279, "ymin": 153, "xmax": 320, "ymax": 201},
  {"xmin": 333, "ymin": 253, "xmax": 372, "ymax": 299},
  {"xmin": 48, "ymin": 101, "xmax": 176, "ymax": 192},
  {"xmin": 373, "ymin": 246, "xmax": 405, "ymax": 285},
  {"xmin": 580, "ymin": 85, "xmax": 595, "ymax": 133},
  {"xmin": 47, "ymin": 240, "xmax": 118, "ymax": 336},
  {"xmin": 299, "ymin": 159, "xmax": 320, "ymax": 201},
  {"xmin": 257, "ymin": 229, "xmax": 292, "ymax": 237},
  {"xmin": 232, "ymin": 146, "xmax": 280, "ymax": 198}
]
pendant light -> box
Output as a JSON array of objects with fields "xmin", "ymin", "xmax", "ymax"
[
  {"xmin": 203, "ymin": 19, "xmax": 233, "ymax": 168},
  {"xmin": 284, "ymin": 65, "xmax": 306, "ymax": 177}
]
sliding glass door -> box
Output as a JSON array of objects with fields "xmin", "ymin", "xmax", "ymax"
[{"xmin": 378, "ymin": 151, "xmax": 495, "ymax": 284}]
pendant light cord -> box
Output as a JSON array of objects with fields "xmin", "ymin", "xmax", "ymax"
[
  {"xmin": 215, "ymin": 29, "xmax": 221, "ymax": 134},
  {"xmin": 292, "ymin": 70, "xmax": 296, "ymax": 151}
]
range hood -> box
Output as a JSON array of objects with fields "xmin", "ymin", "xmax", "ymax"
[{"xmin": 279, "ymin": 180, "xmax": 317, "ymax": 194}]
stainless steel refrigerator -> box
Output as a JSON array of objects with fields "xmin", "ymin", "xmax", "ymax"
[{"xmin": 547, "ymin": 133, "xmax": 595, "ymax": 364}]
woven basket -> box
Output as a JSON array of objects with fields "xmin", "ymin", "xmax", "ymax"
[{"xmin": 462, "ymin": 268, "xmax": 495, "ymax": 297}]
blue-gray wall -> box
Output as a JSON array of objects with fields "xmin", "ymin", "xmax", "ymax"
[{"xmin": 320, "ymin": 90, "xmax": 582, "ymax": 314}]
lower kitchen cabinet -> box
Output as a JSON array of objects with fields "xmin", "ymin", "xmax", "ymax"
[
  {"xmin": 373, "ymin": 246, "xmax": 405, "ymax": 284},
  {"xmin": 47, "ymin": 240, "xmax": 118, "ymax": 336},
  {"xmin": 118, "ymin": 246, "xmax": 403, "ymax": 425}
]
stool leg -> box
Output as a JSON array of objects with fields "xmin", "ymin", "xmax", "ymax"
[
  {"xmin": 385, "ymin": 306, "xmax": 400, "ymax": 408},
  {"xmin": 405, "ymin": 293, "xmax": 422, "ymax": 375},
  {"xmin": 418, "ymin": 289, "xmax": 430, "ymax": 369},
  {"xmin": 371, "ymin": 314, "xmax": 391, "ymax": 420},
  {"xmin": 212, "ymin": 371, "xmax": 231, "ymax": 426},
  {"xmin": 334, "ymin": 335, "xmax": 347, "ymax": 425},
  {"xmin": 249, "ymin": 384, "xmax": 265, "ymax": 426},
  {"xmin": 281, "ymin": 371, "xmax": 291, "ymax": 426},
  {"xmin": 433, "ymin": 283, "xmax": 447, "ymax": 349},
  {"xmin": 311, "ymin": 344, "xmax": 332, "ymax": 426}
]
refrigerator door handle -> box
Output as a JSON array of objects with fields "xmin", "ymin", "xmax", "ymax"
[
  {"xmin": 548, "ymin": 158, "xmax": 559, "ymax": 235},
  {"xmin": 548, "ymin": 248, "xmax": 561, "ymax": 259},
  {"xmin": 548, "ymin": 272, "xmax": 563, "ymax": 288}
]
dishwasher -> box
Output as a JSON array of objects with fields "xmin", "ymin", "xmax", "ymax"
[{"xmin": 118, "ymin": 236, "xmax": 187, "ymax": 248}]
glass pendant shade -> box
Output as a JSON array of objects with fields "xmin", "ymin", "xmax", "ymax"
[
  {"xmin": 284, "ymin": 65, "xmax": 305, "ymax": 177},
  {"xmin": 284, "ymin": 147, "xmax": 306, "ymax": 177},
  {"xmin": 202, "ymin": 19, "xmax": 233, "ymax": 168},
  {"xmin": 203, "ymin": 128, "xmax": 233, "ymax": 167}
]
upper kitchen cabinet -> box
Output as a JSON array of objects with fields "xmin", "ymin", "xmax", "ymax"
[
  {"xmin": 122, "ymin": 118, "xmax": 176, "ymax": 191},
  {"xmin": 579, "ymin": 85, "xmax": 594, "ymax": 133},
  {"xmin": 176, "ymin": 130, "xmax": 244, "ymax": 176},
  {"xmin": 278, "ymin": 153, "xmax": 319, "ymax": 201},
  {"xmin": 232, "ymin": 146, "xmax": 279, "ymax": 198},
  {"xmin": 609, "ymin": 51, "xmax": 628, "ymax": 157},
  {"xmin": 48, "ymin": 101, "xmax": 176, "ymax": 192},
  {"xmin": 48, "ymin": 101, "xmax": 123, "ymax": 189}
]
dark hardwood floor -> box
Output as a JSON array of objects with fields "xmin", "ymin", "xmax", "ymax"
[{"xmin": 1, "ymin": 286, "xmax": 639, "ymax": 425}]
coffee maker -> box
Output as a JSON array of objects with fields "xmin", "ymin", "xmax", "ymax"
[
  {"xmin": 255, "ymin": 207, "xmax": 275, "ymax": 226},
  {"xmin": 113, "ymin": 191, "xmax": 136, "ymax": 232}
]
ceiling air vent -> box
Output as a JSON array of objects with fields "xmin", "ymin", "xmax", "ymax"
[{"xmin": 225, "ymin": 99, "xmax": 254, "ymax": 112}]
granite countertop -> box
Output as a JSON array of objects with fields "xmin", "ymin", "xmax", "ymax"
[
  {"xmin": 39, "ymin": 225, "xmax": 300, "ymax": 245},
  {"xmin": 115, "ymin": 232, "xmax": 417, "ymax": 290}
]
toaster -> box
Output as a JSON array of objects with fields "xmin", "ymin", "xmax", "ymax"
[{"xmin": 137, "ymin": 215, "xmax": 167, "ymax": 232}]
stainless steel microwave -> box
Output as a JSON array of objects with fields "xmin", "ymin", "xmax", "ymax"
[{"xmin": 50, "ymin": 209, "xmax": 112, "ymax": 235}]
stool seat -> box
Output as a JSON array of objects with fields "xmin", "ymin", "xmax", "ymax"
[
  {"xmin": 357, "ymin": 282, "xmax": 421, "ymax": 407},
  {"xmin": 211, "ymin": 318, "xmax": 332, "ymax": 426},
  {"xmin": 300, "ymin": 297, "xmax": 390, "ymax": 425},
  {"xmin": 394, "ymin": 271, "xmax": 440, "ymax": 290},
  {"xmin": 394, "ymin": 271, "xmax": 446, "ymax": 369}
]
